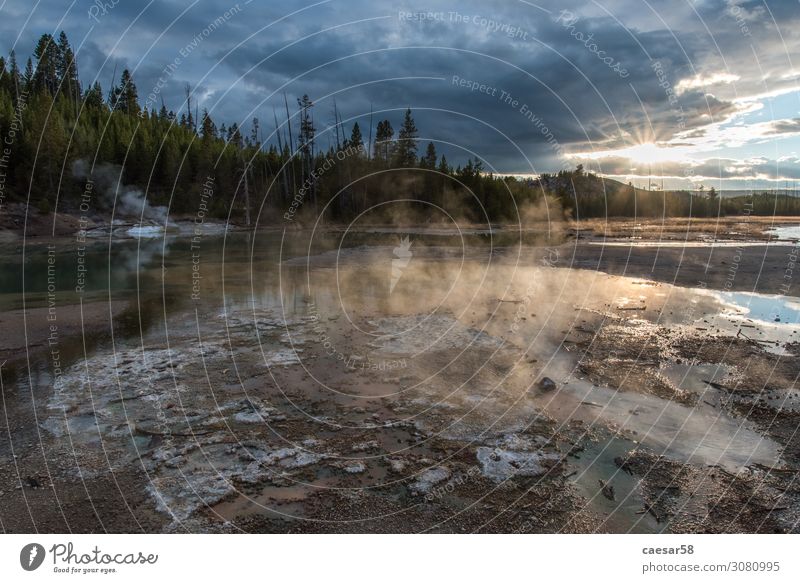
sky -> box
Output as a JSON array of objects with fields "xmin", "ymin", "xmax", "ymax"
[{"xmin": 2, "ymin": 0, "xmax": 800, "ymax": 190}]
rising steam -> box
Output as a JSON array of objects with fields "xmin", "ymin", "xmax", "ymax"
[{"xmin": 72, "ymin": 159, "xmax": 169, "ymax": 222}]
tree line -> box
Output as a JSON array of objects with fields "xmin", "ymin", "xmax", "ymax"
[
  {"xmin": 540, "ymin": 166, "xmax": 800, "ymax": 218},
  {"xmin": 1, "ymin": 32, "xmax": 797, "ymax": 225}
]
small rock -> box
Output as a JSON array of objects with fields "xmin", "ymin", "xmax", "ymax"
[
  {"xmin": 537, "ymin": 377, "xmax": 557, "ymax": 392},
  {"xmin": 351, "ymin": 440, "xmax": 379, "ymax": 452},
  {"xmin": 388, "ymin": 458, "xmax": 408, "ymax": 473},
  {"xmin": 25, "ymin": 476, "xmax": 42, "ymax": 489},
  {"xmin": 599, "ymin": 479, "xmax": 616, "ymax": 501},
  {"xmin": 409, "ymin": 467, "xmax": 451, "ymax": 494},
  {"xmin": 164, "ymin": 456, "xmax": 185, "ymax": 469}
]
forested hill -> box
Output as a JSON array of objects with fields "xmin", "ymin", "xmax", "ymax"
[
  {"xmin": 1, "ymin": 32, "xmax": 798, "ymax": 225},
  {"xmin": 536, "ymin": 169, "xmax": 800, "ymax": 217}
]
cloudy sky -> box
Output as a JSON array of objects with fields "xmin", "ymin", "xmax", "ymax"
[{"xmin": 2, "ymin": 0, "xmax": 799, "ymax": 190}]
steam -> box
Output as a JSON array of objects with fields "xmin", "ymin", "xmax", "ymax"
[
  {"xmin": 390, "ymin": 236, "xmax": 413, "ymax": 293},
  {"xmin": 295, "ymin": 171, "xmax": 564, "ymax": 228},
  {"xmin": 72, "ymin": 159, "xmax": 169, "ymax": 223}
]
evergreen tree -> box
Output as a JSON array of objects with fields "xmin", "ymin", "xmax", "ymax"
[
  {"xmin": 83, "ymin": 81, "xmax": 104, "ymax": 109},
  {"xmin": 437, "ymin": 155, "xmax": 450, "ymax": 175},
  {"xmin": 184, "ymin": 84, "xmax": 195, "ymax": 131},
  {"xmin": 23, "ymin": 58, "xmax": 34, "ymax": 91},
  {"xmin": 296, "ymin": 94, "xmax": 316, "ymax": 206},
  {"xmin": 112, "ymin": 69, "xmax": 139, "ymax": 115},
  {"xmin": 250, "ymin": 117, "xmax": 260, "ymax": 148},
  {"xmin": 349, "ymin": 121, "xmax": 363, "ymax": 152},
  {"xmin": 200, "ymin": 109, "xmax": 216, "ymax": 139},
  {"xmin": 227, "ymin": 122, "xmax": 243, "ymax": 148},
  {"xmin": 32, "ymin": 34, "xmax": 59, "ymax": 95},
  {"xmin": 7, "ymin": 50, "xmax": 20, "ymax": 96},
  {"xmin": 421, "ymin": 142, "xmax": 437, "ymax": 169},
  {"xmin": 374, "ymin": 120, "xmax": 394, "ymax": 163},
  {"xmin": 419, "ymin": 142, "xmax": 438, "ymax": 201},
  {"xmin": 56, "ymin": 31, "xmax": 81, "ymax": 101},
  {"xmin": 395, "ymin": 108, "xmax": 418, "ymax": 167},
  {"xmin": 297, "ymin": 94, "xmax": 315, "ymax": 157}
]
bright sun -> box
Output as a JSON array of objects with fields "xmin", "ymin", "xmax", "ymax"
[
  {"xmin": 580, "ymin": 142, "xmax": 688, "ymax": 165},
  {"xmin": 616, "ymin": 143, "xmax": 677, "ymax": 163}
]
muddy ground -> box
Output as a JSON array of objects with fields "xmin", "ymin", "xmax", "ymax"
[
  {"xmin": 553, "ymin": 241, "xmax": 800, "ymax": 295},
  {"xmin": 0, "ymin": 301, "xmax": 129, "ymax": 366},
  {"xmin": 1, "ymin": 219, "xmax": 799, "ymax": 533}
]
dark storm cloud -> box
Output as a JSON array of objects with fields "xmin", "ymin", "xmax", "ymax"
[{"xmin": 2, "ymin": 0, "xmax": 799, "ymax": 180}]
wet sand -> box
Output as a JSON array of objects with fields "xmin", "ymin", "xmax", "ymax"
[
  {"xmin": 555, "ymin": 242, "xmax": 799, "ymax": 295},
  {"xmin": 0, "ymin": 301, "xmax": 129, "ymax": 365}
]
